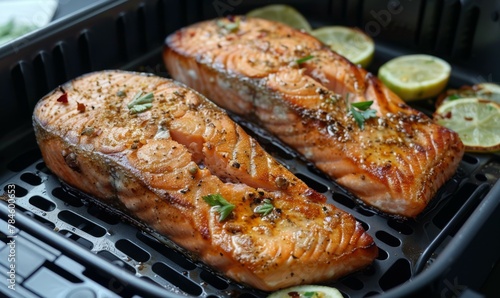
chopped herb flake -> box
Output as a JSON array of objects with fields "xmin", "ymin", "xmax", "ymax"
[
  {"xmin": 203, "ymin": 193, "xmax": 235, "ymax": 222},
  {"xmin": 254, "ymin": 199, "xmax": 274, "ymax": 216},
  {"xmin": 216, "ymin": 18, "xmax": 240, "ymax": 32},
  {"xmin": 116, "ymin": 90, "xmax": 126, "ymax": 97},
  {"xmin": 448, "ymin": 94, "xmax": 461, "ymax": 100},
  {"xmin": 296, "ymin": 55, "xmax": 315, "ymax": 64}
]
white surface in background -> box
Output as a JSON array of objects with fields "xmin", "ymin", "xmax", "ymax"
[{"xmin": 0, "ymin": 0, "xmax": 58, "ymax": 45}]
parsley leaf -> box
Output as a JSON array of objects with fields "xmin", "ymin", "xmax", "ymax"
[
  {"xmin": 254, "ymin": 199, "xmax": 274, "ymax": 216},
  {"xmin": 203, "ymin": 194, "xmax": 235, "ymax": 222},
  {"xmin": 349, "ymin": 100, "xmax": 377, "ymax": 129}
]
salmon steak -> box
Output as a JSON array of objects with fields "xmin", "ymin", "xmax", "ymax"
[
  {"xmin": 164, "ymin": 17, "xmax": 465, "ymax": 218},
  {"xmin": 33, "ymin": 70, "xmax": 377, "ymax": 292}
]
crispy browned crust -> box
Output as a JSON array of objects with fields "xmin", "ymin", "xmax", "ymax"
[
  {"xmin": 164, "ymin": 17, "xmax": 465, "ymax": 218},
  {"xmin": 33, "ymin": 70, "xmax": 377, "ymax": 291}
]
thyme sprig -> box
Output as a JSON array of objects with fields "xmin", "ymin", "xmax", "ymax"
[
  {"xmin": 203, "ymin": 194, "xmax": 235, "ymax": 222},
  {"xmin": 128, "ymin": 91, "xmax": 154, "ymax": 114}
]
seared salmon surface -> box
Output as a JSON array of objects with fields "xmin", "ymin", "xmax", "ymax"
[
  {"xmin": 164, "ymin": 17, "xmax": 465, "ymax": 218},
  {"xmin": 33, "ymin": 70, "xmax": 377, "ymax": 292}
]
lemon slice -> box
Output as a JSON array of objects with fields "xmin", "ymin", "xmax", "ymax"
[
  {"xmin": 268, "ymin": 285, "xmax": 343, "ymax": 298},
  {"xmin": 378, "ymin": 54, "xmax": 451, "ymax": 101},
  {"xmin": 311, "ymin": 26, "xmax": 375, "ymax": 68},
  {"xmin": 434, "ymin": 97, "xmax": 500, "ymax": 152},
  {"xmin": 246, "ymin": 4, "xmax": 312, "ymax": 32}
]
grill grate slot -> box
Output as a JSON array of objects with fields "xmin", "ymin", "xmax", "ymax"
[
  {"xmin": 52, "ymin": 187, "xmax": 84, "ymax": 207},
  {"xmin": 58, "ymin": 229, "xmax": 94, "ymax": 250},
  {"xmin": 29, "ymin": 195, "xmax": 56, "ymax": 212},
  {"xmin": 115, "ymin": 239, "xmax": 150, "ymax": 263},
  {"xmin": 152, "ymin": 262, "xmax": 203, "ymax": 296},
  {"xmin": 78, "ymin": 31, "xmax": 92, "ymax": 73},
  {"xmin": 378, "ymin": 258, "xmax": 412, "ymax": 291},
  {"xmin": 57, "ymin": 210, "xmax": 107, "ymax": 238}
]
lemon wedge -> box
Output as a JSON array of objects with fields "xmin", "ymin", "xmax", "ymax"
[
  {"xmin": 311, "ymin": 26, "xmax": 375, "ymax": 68},
  {"xmin": 268, "ymin": 285, "xmax": 343, "ymax": 298},
  {"xmin": 246, "ymin": 4, "xmax": 312, "ymax": 32},
  {"xmin": 434, "ymin": 97, "xmax": 500, "ymax": 152},
  {"xmin": 378, "ymin": 54, "xmax": 451, "ymax": 101}
]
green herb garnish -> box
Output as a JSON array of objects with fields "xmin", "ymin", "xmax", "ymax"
[
  {"xmin": 254, "ymin": 199, "xmax": 274, "ymax": 216},
  {"xmin": 216, "ymin": 18, "xmax": 240, "ymax": 32},
  {"xmin": 203, "ymin": 194, "xmax": 235, "ymax": 222},
  {"xmin": 350, "ymin": 100, "xmax": 377, "ymax": 129},
  {"xmin": 296, "ymin": 55, "xmax": 315, "ymax": 64},
  {"xmin": 127, "ymin": 91, "xmax": 154, "ymax": 114},
  {"xmin": 448, "ymin": 94, "xmax": 461, "ymax": 100}
]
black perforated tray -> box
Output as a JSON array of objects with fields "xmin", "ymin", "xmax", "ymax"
[{"xmin": 1, "ymin": 0, "xmax": 500, "ymax": 297}]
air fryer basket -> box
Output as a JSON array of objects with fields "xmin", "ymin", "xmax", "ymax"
[{"xmin": 1, "ymin": 1, "xmax": 499, "ymax": 297}]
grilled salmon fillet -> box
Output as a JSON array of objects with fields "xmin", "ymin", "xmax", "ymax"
[
  {"xmin": 33, "ymin": 70, "xmax": 377, "ymax": 292},
  {"xmin": 164, "ymin": 17, "xmax": 465, "ymax": 218}
]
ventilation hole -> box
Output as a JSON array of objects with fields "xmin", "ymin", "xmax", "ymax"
[
  {"xmin": 356, "ymin": 206, "xmax": 376, "ymax": 217},
  {"xmin": 115, "ymin": 239, "xmax": 150, "ymax": 263},
  {"xmin": 432, "ymin": 182, "xmax": 476, "ymax": 230},
  {"xmin": 52, "ymin": 43, "xmax": 68, "ymax": 84},
  {"xmin": 83, "ymin": 261, "xmax": 136, "ymax": 296},
  {"xmin": 378, "ymin": 258, "xmax": 411, "ymax": 291},
  {"xmin": 7, "ymin": 149, "xmax": 42, "ymax": 172},
  {"xmin": 58, "ymin": 210, "xmax": 106, "ymax": 237},
  {"xmin": 492, "ymin": 11, "xmax": 499, "ymax": 22},
  {"xmin": 461, "ymin": 154, "xmax": 479, "ymax": 165},
  {"xmin": 434, "ymin": 1, "xmax": 461, "ymax": 55},
  {"xmin": 136, "ymin": 231, "xmax": 196, "ymax": 270},
  {"xmin": 475, "ymin": 173, "xmax": 488, "ymax": 182},
  {"xmin": 136, "ymin": 4, "xmax": 148, "ymax": 52},
  {"xmin": 97, "ymin": 250, "xmax": 136, "ymax": 274},
  {"xmin": 362, "ymin": 264, "xmax": 376, "ymax": 276},
  {"xmin": 3, "ymin": 184, "xmax": 28, "ymax": 197},
  {"xmin": 36, "ymin": 162, "xmax": 51, "ymax": 174},
  {"xmin": 87, "ymin": 204, "xmax": 121, "ymax": 225},
  {"xmin": 155, "ymin": 0, "xmax": 166, "ymax": 40},
  {"xmin": 340, "ymin": 276, "xmax": 363, "ymax": 290},
  {"xmin": 332, "ymin": 192, "xmax": 356, "ymax": 209},
  {"xmin": 152, "ymin": 263, "xmax": 203, "ymax": 296},
  {"xmin": 16, "ymin": 204, "xmax": 55, "ymax": 229},
  {"xmin": 29, "ymin": 195, "xmax": 56, "ymax": 211},
  {"xmin": 200, "ymin": 270, "xmax": 229, "ymax": 290},
  {"xmin": 33, "ymin": 53, "xmax": 49, "ymax": 100},
  {"xmin": 9, "ymin": 63, "xmax": 30, "ymax": 122},
  {"xmin": 295, "ymin": 173, "xmax": 328, "ymax": 193},
  {"xmin": 52, "ymin": 187, "xmax": 84, "ymax": 207},
  {"xmin": 357, "ymin": 218, "xmax": 369, "ymax": 231},
  {"xmin": 44, "ymin": 261, "xmax": 83, "ymax": 283},
  {"xmin": 140, "ymin": 275, "xmax": 160, "ymax": 285},
  {"xmin": 387, "ymin": 219, "xmax": 413, "ymax": 235},
  {"xmin": 376, "ymin": 247, "xmax": 388, "ymax": 260},
  {"xmin": 58, "ymin": 229, "xmax": 93, "ymax": 250},
  {"xmin": 375, "ymin": 231, "xmax": 401, "ymax": 247},
  {"xmin": 453, "ymin": 6, "xmax": 479, "ymax": 58},
  {"xmin": 20, "ymin": 172, "xmax": 42, "ymax": 186},
  {"xmin": 116, "ymin": 14, "xmax": 128, "ymax": 62},
  {"xmin": 78, "ymin": 31, "xmax": 92, "ymax": 73}
]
